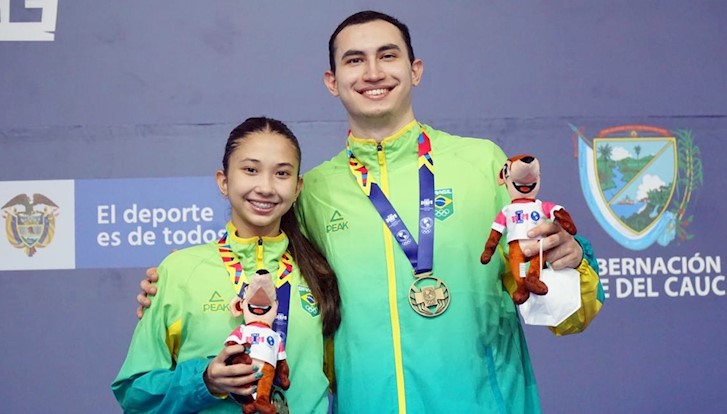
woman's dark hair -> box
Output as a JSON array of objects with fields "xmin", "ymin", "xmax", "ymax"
[{"xmin": 223, "ymin": 117, "xmax": 341, "ymax": 337}]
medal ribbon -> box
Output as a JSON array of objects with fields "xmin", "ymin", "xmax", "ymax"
[
  {"xmin": 218, "ymin": 232, "xmax": 292, "ymax": 342},
  {"xmin": 346, "ymin": 127, "xmax": 435, "ymax": 274}
]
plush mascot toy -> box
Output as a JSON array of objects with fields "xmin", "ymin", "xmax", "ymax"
[
  {"xmin": 225, "ymin": 270, "xmax": 290, "ymax": 414},
  {"xmin": 480, "ymin": 154, "xmax": 578, "ymax": 305}
]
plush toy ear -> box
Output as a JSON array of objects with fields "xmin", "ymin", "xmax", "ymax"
[
  {"xmin": 230, "ymin": 297, "xmax": 244, "ymax": 318},
  {"xmin": 497, "ymin": 164, "xmax": 507, "ymax": 186}
]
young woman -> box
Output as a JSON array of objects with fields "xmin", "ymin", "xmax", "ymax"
[{"xmin": 112, "ymin": 117, "xmax": 341, "ymax": 413}]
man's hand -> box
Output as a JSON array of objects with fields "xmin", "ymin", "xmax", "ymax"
[
  {"xmin": 520, "ymin": 221, "xmax": 583, "ymax": 270},
  {"xmin": 136, "ymin": 267, "xmax": 158, "ymax": 319}
]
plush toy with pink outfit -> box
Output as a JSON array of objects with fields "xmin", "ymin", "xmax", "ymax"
[
  {"xmin": 225, "ymin": 270, "xmax": 290, "ymax": 414},
  {"xmin": 480, "ymin": 154, "xmax": 578, "ymax": 305}
]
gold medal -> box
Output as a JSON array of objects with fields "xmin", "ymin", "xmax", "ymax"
[
  {"xmin": 346, "ymin": 129, "xmax": 445, "ymax": 318},
  {"xmin": 271, "ymin": 384, "xmax": 290, "ymax": 414},
  {"xmin": 409, "ymin": 273, "xmax": 450, "ymax": 317}
]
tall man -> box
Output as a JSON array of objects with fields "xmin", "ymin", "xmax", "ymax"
[
  {"xmin": 138, "ymin": 10, "xmax": 603, "ymax": 413},
  {"xmin": 296, "ymin": 11, "xmax": 602, "ymax": 413}
]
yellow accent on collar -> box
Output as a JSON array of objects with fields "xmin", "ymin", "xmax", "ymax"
[
  {"xmin": 348, "ymin": 120, "xmax": 419, "ymax": 145},
  {"xmin": 225, "ymin": 221, "xmax": 287, "ymax": 244}
]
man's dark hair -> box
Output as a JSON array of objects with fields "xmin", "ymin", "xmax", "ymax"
[{"xmin": 328, "ymin": 10, "xmax": 415, "ymax": 72}]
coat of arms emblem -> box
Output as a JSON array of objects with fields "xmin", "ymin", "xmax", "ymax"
[
  {"xmin": 2, "ymin": 193, "xmax": 59, "ymax": 256},
  {"xmin": 572, "ymin": 125, "xmax": 702, "ymax": 250}
]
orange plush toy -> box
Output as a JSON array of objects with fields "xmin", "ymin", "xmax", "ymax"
[
  {"xmin": 480, "ymin": 154, "xmax": 578, "ymax": 305},
  {"xmin": 225, "ymin": 270, "xmax": 290, "ymax": 414}
]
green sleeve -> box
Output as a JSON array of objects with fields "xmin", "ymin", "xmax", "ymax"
[
  {"xmin": 111, "ymin": 262, "xmax": 222, "ymax": 412},
  {"xmin": 112, "ymin": 357, "xmax": 220, "ymax": 413},
  {"xmin": 295, "ymin": 184, "xmax": 324, "ymax": 252}
]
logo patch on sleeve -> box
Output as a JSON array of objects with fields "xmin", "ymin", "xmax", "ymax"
[
  {"xmin": 434, "ymin": 188, "xmax": 454, "ymax": 221},
  {"xmin": 297, "ymin": 285, "xmax": 320, "ymax": 317}
]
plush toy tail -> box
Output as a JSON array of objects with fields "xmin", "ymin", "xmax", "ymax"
[{"xmin": 275, "ymin": 359, "xmax": 291, "ymax": 390}]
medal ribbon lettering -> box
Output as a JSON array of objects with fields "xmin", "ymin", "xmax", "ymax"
[
  {"xmin": 347, "ymin": 128, "xmax": 449, "ymax": 317},
  {"xmin": 346, "ymin": 128, "xmax": 434, "ymax": 273}
]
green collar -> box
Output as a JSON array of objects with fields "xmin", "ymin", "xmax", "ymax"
[{"xmin": 346, "ymin": 120, "xmax": 424, "ymax": 168}]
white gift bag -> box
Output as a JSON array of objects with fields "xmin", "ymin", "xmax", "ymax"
[{"xmin": 518, "ymin": 239, "xmax": 581, "ymax": 326}]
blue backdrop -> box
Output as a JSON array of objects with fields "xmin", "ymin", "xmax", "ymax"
[{"xmin": 1, "ymin": 1, "xmax": 725, "ymax": 412}]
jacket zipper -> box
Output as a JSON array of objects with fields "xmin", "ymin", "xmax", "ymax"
[{"xmin": 377, "ymin": 141, "xmax": 408, "ymax": 413}]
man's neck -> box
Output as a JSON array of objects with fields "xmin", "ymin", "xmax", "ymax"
[{"xmin": 348, "ymin": 113, "xmax": 416, "ymax": 142}]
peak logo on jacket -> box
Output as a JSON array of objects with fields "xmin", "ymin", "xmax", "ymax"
[
  {"xmin": 203, "ymin": 291, "xmax": 230, "ymax": 312},
  {"xmin": 326, "ymin": 210, "xmax": 349, "ymax": 233}
]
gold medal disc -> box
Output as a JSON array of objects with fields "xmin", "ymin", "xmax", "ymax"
[{"xmin": 409, "ymin": 275, "xmax": 450, "ymax": 317}]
